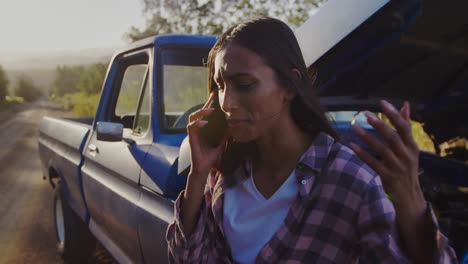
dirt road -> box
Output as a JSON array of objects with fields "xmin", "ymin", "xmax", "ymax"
[
  {"xmin": 0, "ymin": 100, "xmax": 63, "ymax": 263},
  {"xmin": 0, "ymin": 100, "xmax": 113, "ymax": 264}
]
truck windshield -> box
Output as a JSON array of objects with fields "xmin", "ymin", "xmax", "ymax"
[{"xmin": 160, "ymin": 47, "xmax": 211, "ymax": 130}]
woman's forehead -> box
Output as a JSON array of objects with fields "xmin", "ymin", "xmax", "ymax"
[{"xmin": 213, "ymin": 43, "xmax": 266, "ymax": 80}]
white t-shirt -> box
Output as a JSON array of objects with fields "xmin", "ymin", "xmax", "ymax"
[{"xmin": 223, "ymin": 164, "xmax": 299, "ymax": 264}]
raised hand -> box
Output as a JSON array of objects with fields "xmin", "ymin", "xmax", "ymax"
[
  {"xmin": 350, "ymin": 100, "xmax": 433, "ymax": 263},
  {"xmin": 350, "ymin": 100, "xmax": 424, "ymax": 204}
]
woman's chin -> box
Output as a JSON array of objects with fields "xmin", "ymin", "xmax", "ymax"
[{"xmin": 230, "ymin": 131, "xmax": 255, "ymax": 143}]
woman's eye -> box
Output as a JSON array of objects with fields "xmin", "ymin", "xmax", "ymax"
[{"xmin": 236, "ymin": 83, "xmax": 253, "ymax": 91}]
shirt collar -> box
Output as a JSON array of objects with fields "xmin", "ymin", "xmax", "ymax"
[
  {"xmin": 220, "ymin": 132, "xmax": 336, "ymax": 197},
  {"xmin": 295, "ymin": 132, "xmax": 336, "ymax": 199},
  {"xmin": 297, "ymin": 132, "xmax": 335, "ymax": 175}
]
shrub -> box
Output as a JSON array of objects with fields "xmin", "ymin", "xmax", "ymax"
[
  {"xmin": 72, "ymin": 93, "xmax": 100, "ymax": 117},
  {"xmin": 14, "ymin": 75, "xmax": 42, "ymax": 101}
]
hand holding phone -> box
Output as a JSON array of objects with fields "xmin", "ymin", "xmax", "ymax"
[
  {"xmin": 186, "ymin": 92, "xmax": 228, "ymax": 178},
  {"xmin": 199, "ymin": 92, "xmax": 228, "ymax": 147}
]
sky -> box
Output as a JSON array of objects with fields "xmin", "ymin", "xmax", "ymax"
[{"xmin": 0, "ymin": 0, "xmax": 147, "ymax": 54}]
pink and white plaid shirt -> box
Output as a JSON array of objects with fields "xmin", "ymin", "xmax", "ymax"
[{"xmin": 166, "ymin": 132, "xmax": 457, "ymax": 263}]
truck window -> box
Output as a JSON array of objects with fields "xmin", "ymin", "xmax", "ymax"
[
  {"xmin": 115, "ymin": 64, "xmax": 148, "ymax": 118},
  {"xmin": 111, "ymin": 51, "xmax": 150, "ymax": 132},
  {"xmin": 159, "ymin": 47, "xmax": 210, "ymax": 131}
]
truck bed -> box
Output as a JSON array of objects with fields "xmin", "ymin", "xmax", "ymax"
[{"xmin": 38, "ymin": 116, "xmax": 92, "ymax": 220}]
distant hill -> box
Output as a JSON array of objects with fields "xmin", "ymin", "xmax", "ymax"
[
  {"xmin": 0, "ymin": 47, "xmax": 115, "ymax": 70},
  {"xmin": 6, "ymin": 69, "xmax": 57, "ymax": 95},
  {"xmin": 0, "ymin": 47, "xmax": 116, "ymax": 95}
]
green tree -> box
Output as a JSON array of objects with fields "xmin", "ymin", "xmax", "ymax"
[
  {"xmin": 126, "ymin": 0, "xmax": 324, "ymax": 41},
  {"xmin": 0, "ymin": 65, "xmax": 9, "ymax": 101},
  {"xmin": 14, "ymin": 75, "xmax": 42, "ymax": 102},
  {"xmin": 51, "ymin": 65, "xmax": 84, "ymax": 97},
  {"xmin": 77, "ymin": 63, "xmax": 108, "ymax": 95}
]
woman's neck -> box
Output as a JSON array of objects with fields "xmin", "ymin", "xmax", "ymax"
[{"xmin": 254, "ymin": 112, "xmax": 312, "ymax": 179}]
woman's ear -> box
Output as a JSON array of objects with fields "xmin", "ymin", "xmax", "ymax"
[
  {"xmin": 292, "ymin": 68, "xmax": 301, "ymax": 81},
  {"xmin": 284, "ymin": 68, "xmax": 301, "ymax": 102}
]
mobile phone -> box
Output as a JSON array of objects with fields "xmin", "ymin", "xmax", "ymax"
[{"xmin": 199, "ymin": 93, "xmax": 228, "ymax": 147}]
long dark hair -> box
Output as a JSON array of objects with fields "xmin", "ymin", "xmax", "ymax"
[{"xmin": 208, "ymin": 17, "xmax": 339, "ymax": 175}]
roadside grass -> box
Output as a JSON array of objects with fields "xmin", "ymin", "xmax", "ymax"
[
  {"xmin": 51, "ymin": 92, "xmax": 100, "ymax": 118},
  {"xmin": 2, "ymin": 95, "xmax": 24, "ymax": 104},
  {"xmin": 0, "ymin": 96, "xmax": 25, "ymax": 123},
  {"xmin": 0, "ymin": 96, "xmax": 24, "ymax": 110}
]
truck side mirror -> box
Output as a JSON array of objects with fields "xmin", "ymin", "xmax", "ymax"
[{"xmin": 96, "ymin": 122, "xmax": 124, "ymax": 142}]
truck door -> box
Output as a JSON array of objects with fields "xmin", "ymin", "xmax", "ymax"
[
  {"xmin": 81, "ymin": 49, "xmax": 152, "ymax": 263},
  {"xmin": 136, "ymin": 42, "xmax": 215, "ymax": 264}
]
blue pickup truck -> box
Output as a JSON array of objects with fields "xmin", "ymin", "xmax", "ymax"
[{"xmin": 38, "ymin": 0, "xmax": 468, "ymax": 263}]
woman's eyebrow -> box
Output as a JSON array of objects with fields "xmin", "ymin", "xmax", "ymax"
[
  {"xmin": 214, "ymin": 71, "xmax": 256, "ymax": 84},
  {"xmin": 223, "ymin": 73, "xmax": 255, "ymax": 80}
]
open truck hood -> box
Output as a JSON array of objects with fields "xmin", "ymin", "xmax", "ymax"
[{"xmin": 295, "ymin": 0, "xmax": 467, "ymax": 147}]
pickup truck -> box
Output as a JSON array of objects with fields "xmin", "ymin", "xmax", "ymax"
[{"xmin": 38, "ymin": 0, "xmax": 468, "ymax": 263}]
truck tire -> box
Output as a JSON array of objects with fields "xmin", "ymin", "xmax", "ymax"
[{"xmin": 54, "ymin": 182, "xmax": 97, "ymax": 263}]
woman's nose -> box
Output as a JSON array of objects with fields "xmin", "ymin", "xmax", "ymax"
[{"xmin": 219, "ymin": 87, "xmax": 238, "ymax": 114}]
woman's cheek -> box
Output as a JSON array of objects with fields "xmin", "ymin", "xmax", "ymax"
[{"xmin": 230, "ymin": 123, "xmax": 257, "ymax": 142}]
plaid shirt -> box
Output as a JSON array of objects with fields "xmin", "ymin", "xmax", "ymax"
[{"xmin": 166, "ymin": 132, "xmax": 457, "ymax": 263}]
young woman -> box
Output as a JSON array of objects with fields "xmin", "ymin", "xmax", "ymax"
[{"xmin": 166, "ymin": 17, "xmax": 456, "ymax": 263}]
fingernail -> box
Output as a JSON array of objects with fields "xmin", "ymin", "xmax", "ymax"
[
  {"xmin": 382, "ymin": 100, "xmax": 397, "ymax": 112},
  {"xmin": 404, "ymin": 101, "xmax": 409, "ymax": 110},
  {"xmin": 364, "ymin": 111, "xmax": 378, "ymax": 122}
]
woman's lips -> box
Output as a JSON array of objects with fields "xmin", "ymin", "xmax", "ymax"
[{"xmin": 226, "ymin": 118, "xmax": 248, "ymax": 128}]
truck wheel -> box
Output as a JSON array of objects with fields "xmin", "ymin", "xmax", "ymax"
[{"xmin": 54, "ymin": 182, "xmax": 97, "ymax": 263}]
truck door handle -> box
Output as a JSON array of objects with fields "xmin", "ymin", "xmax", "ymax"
[{"xmin": 88, "ymin": 144, "xmax": 98, "ymax": 152}]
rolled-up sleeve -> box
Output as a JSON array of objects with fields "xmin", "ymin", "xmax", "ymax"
[
  {"xmin": 357, "ymin": 176, "xmax": 457, "ymax": 264},
  {"xmin": 427, "ymin": 203, "xmax": 458, "ymax": 264},
  {"xmin": 166, "ymin": 170, "xmax": 224, "ymax": 264},
  {"xmin": 358, "ymin": 176, "xmax": 409, "ymax": 263},
  {"xmin": 166, "ymin": 189, "xmax": 211, "ymax": 263}
]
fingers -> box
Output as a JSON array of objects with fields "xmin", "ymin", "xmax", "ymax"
[
  {"xmin": 364, "ymin": 111, "xmax": 410, "ymax": 160},
  {"xmin": 350, "ymin": 142, "xmax": 390, "ymax": 179},
  {"xmin": 188, "ymin": 92, "xmax": 217, "ymax": 123},
  {"xmin": 380, "ymin": 100, "xmax": 417, "ymax": 150},
  {"xmin": 188, "ymin": 120, "xmax": 208, "ymax": 130},
  {"xmin": 188, "ymin": 108, "xmax": 214, "ymax": 122},
  {"xmin": 187, "ymin": 120, "xmax": 209, "ymax": 151},
  {"xmin": 351, "ymin": 124, "xmax": 401, "ymax": 166},
  {"xmin": 400, "ymin": 101, "xmax": 410, "ymax": 121}
]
